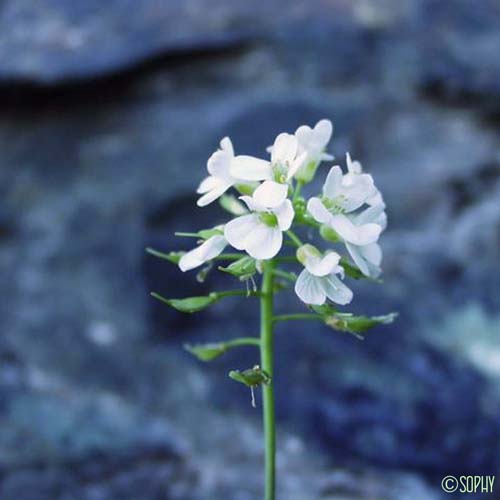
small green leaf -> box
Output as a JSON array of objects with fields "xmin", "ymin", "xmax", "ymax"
[
  {"xmin": 146, "ymin": 248, "xmax": 185, "ymax": 264},
  {"xmin": 150, "ymin": 292, "xmax": 218, "ymax": 313},
  {"xmin": 219, "ymin": 194, "xmax": 248, "ymax": 215},
  {"xmin": 219, "ymin": 256, "xmax": 256, "ymax": 280},
  {"xmin": 229, "ymin": 366, "xmax": 271, "ymax": 387},
  {"xmin": 184, "ymin": 343, "xmax": 228, "ymax": 361},
  {"xmin": 325, "ymin": 312, "xmax": 398, "ymax": 334}
]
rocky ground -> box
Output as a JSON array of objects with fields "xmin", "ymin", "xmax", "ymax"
[{"xmin": 1, "ymin": 0, "xmax": 500, "ymax": 498}]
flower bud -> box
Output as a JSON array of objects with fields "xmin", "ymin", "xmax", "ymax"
[
  {"xmin": 320, "ymin": 224, "xmax": 340, "ymax": 243},
  {"xmin": 325, "ymin": 312, "xmax": 398, "ymax": 334},
  {"xmin": 296, "ymin": 244, "xmax": 321, "ymax": 266},
  {"xmin": 219, "ymin": 194, "xmax": 248, "ymax": 215},
  {"xmin": 219, "ymin": 256, "xmax": 256, "ymax": 280},
  {"xmin": 295, "ymin": 160, "xmax": 319, "ymax": 184},
  {"xmin": 198, "ymin": 228, "xmax": 224, "ymax": 240},
  {"xmin": 151, "ymin": 293, "xmax": 218, "ymax": 313},
  {"xmin": 229, "ymin": 366, "xmax": 271, "ymax": 387}
]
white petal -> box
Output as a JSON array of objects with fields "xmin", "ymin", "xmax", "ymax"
[
  {"xmin": 239, "ymin": 195, "xmax": 265, "ymax": 213},
  {"xmin": 179, "ymin": 235, "xmax": 227, "ymax": 272},
  {"xmin": 271, "ymin": 133, "xmax": 298, "ymax": 163},
  {"xmin": 305, "ymin": 251, "xmax": 341, "ymax": 277},
  {"xmin": 346, "ymin": 242, "xmax": 381, "ymax": 278},
  {"xmin": 307, "ymin": 197, "xmax": 332, "ymax": 224},
  {"xmin": 314, "ymin": 119, "xmax": 333, "ymax": 146},
  {"xmin": 339, "ymin": 173, "xmax": 377, "ymax": 212},
  {"xmin": 253, "ymin": 181, "xmax": 288, "ymax": 208},
  {"xmin": 295, "ymin": 269, "xmax": 326, "ymax": 305},
  {"xmin": 230, "ymin": 155, "xmax": 271, "ymax": 181},
  {"xmin": 322, "ymin": 166, "xmax": 343, "ymax": 198},
  {"xmin": 246, "ymin": 225, "xmax": 283, "ymax": 260},
  {"xmin": 207, "ymin": 149, "xmax": 232, "ymax": 180},
  {"xmin": 356, "ymin": 203, "xmax": 387, "ymax": 228},
  {"xmin": 287, "ymin": 151, "xmax": 308, "ymax": 180},
  {"xmin": 295, "ymin": 125, "xmax": 313, "ymax": 148},
  {"xmin": 345, "ymin": 242, "xmax": 370, "ymax": 276},
  {"xmin": 220, "ymin": 136, "xmax": 234, "ymax": 155},
  {"xmin": 321, "ymin": 152, "xmax": 335, "ymax": 161},
  {"xmin": 361, "ymin": 242, "xmax": 382, "ymax": 267},
  {"xmin": 330, "ymin": 214, "xmax": 381, "ymax": 245},
  {"xmin": 197, "ymin": 181, "xmax": 231, "ymax": 207},
  {"xmin": 224, "ymin": 214, "xmax": 261, "ymax": 250},
  {"xmin": 320, "ymin": 274, "xmax": 353, "ymax": 305},
  {"xmin": 197, "ymin": 175, "xmax": 220, "ymax": 194},
  {"xmin": 346, "ymin": 152, "xmax": 362, "ymax": 174},
  {"xmin": 274, "ymin": 199, "xmax": 294, "ymax": 231}
]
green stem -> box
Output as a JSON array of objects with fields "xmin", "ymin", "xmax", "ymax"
[
  {"xmin": 225, "ymin": 337, "xmax": 261, "ymax": 347},
  {"xmin": 215, "ymin": 290, "xmax": 261, "ymax": 299},
  {"xmin": 260, "ymin": 260, "xmax": 276, "ymax": 500},
  {"xmin": 273, "ymin": 313, "xmax": 323, "ymax": 323},
  {"xmin": 286, "ymin": 230, "xmax": 303, "ymax": 248},
  {"xmin": 293, "ymin": 180, "xmax": 304, "ymax": 202},
  {"xmin": 272, "ymin": 268, "xmax": 297, "ymax": 283}
]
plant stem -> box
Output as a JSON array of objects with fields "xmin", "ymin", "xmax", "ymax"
[
  {"xmin": 293, "ymin": 180, "xmax": 304, "ymax": 202},
  {"xmin": 260, "ymin": 260, "xmax": 276, "ymax": 500},
  {"xmin": 215, "ymin": 290, "xmax": 261, "ymax": 299},
  {"xmin": 286, "ymin": 230, "xmax": 304, "ymax": 248},
  {"xmin": 273, "ymin": 313, "xmax": 323, "ymax": 323},
  {"xmin": 272, "ymin": 268, "xmax": 297, "ymax": 283}
]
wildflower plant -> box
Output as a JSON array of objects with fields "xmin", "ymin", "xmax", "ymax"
[{"xmin": 148, "ymin": 119, "xmax": 396, "ymax": 500}]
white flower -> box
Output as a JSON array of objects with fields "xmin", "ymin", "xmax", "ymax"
[
  {"xmin": 294, "ymin": 244, "xmax": 353, "ymax": 305},
  {"xmin": 197, "ymin": 137, "xmax": 241, "ymax": 207},
  {"xmin": 230, "ymin": 133, "xmax": 306, "ymax": 184},
  {"xmin": 344, "ymin": 204, "xmax": 386, "ymax": 278},
  {"xmin": 224, "ymin": 181, "xmax": 294, "ymax": 260},
  {"xmin": 345, "ymin": 153, "xmax": 384, "ymax": 207},
  {"xmin": 307, "ymin": 165, "xmax": 382, "ymax": 246},
  {"xmin": 179, "ymin": 234, "xmax": 227, "ymax": 271},
  {"xmin": 296, "ymin": 119, "xmax": 334, "ymax": 163}
]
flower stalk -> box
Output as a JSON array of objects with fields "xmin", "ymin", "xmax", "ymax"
[{"xmin": 260, "ymin": 259, "xmax": 276, "ymax": 500}]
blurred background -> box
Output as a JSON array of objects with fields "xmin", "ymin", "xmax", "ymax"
[{"xmin": 1, "ymin": 0, "xmax": 499, "ymax": 498}]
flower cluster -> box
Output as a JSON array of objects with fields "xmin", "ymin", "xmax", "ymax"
[{"xmin": 177, "ymin": 118, "xmax": 387, "ymax": 307}]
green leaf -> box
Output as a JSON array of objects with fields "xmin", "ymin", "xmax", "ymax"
[
  {"xmin": 150, "ymin": 292, "xmax": 218, "ymax": 313},
  {"xmin": 229, "ymin": 366, "xmax": 271, "ymax": 387},
  {"xmin": 146, "ymin": 248, "xmax": 185, "ymax": 264},
  {"xmin": 325, "ymin": 312, "xmax": 398, "ymax": 334},
  {"xmin": 219, "ymin": 256, "xmax": 256, "ymax": 280},
  {"xmin": 219, "ymin": 194, "xmax": 248, "ymax": 215},
  {"xmin": 184, "ymin": 342, "xmax": 228, "ymax": 361}
]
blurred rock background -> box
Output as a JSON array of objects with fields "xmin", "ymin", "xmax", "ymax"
[{"xmin": 1, "ymin": 0, "xmax": 499, "ymax": 498}]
